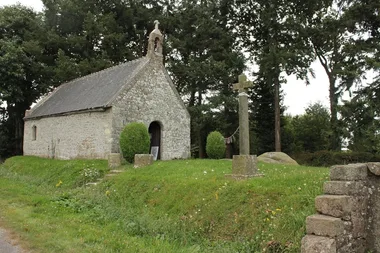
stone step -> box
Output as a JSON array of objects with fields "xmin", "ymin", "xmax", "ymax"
[
  {"xmin": 330, "ymin": 164, "xmax": 367, "ymax": 181},
  {"xmin": 301, "ymin": 235, "xmax": 336, "ymax": 253},
  {"xmin": 323, "ymin": 181, "xmax": 366, "ymax": 196},
  {"xmin": 315, "ymin": 195, "xmax": 351, "ymax": 219},
  {"xmin": 306, "ymin": 214, "xmax": 344, "ymax": 237}
]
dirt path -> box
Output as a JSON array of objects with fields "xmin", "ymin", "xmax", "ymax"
[{"xmin": 0, "ymin": 227, "xmax": 27, "ymax": 253}]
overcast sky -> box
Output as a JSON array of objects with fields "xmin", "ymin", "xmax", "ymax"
[{"xmin": 2, "ymin": 0, "xmax": 334, "ymax": 116}]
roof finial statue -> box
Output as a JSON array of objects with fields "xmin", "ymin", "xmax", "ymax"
[
  {"xmin": 148, "ymin": 20, "xmax": 163, "ymax": 58},
  {"xmin": 154, "ymin": 20, "xmax": 160, "ymax": 30}
]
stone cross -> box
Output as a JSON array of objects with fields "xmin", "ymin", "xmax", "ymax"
[
  {"xmin": 233, "ymin": 74, "xmax": 253, "ymax": 155},
  {"xmin": 154, "ymin": 20, "xmax": 160, "ymax": 30}
]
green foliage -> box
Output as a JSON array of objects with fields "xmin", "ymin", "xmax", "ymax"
[
  {"xmin": 1, "ymin": 156, "xmax": 108, "ymax": 188},
  {"xmin": 119, "ymin": 122, "xmax": 150, "ymax": 163},
  {"xmin": 0, "ymin": 156, "xmax": 329, "ymax": 252},
  {"xmin": 340, "ymin": 88, "xmax": 380, "ymax": 153},
  {"xmin": 291, "ymin": 102, "xmax": 332, "ymax": 153},
  {"xmin": 206, "ymin": 131, "xmax": 225, "ymax": 159},
  {"xmin": 293, "ymin": 151, "xmax": 380, "ymax": 167},
  {"xmin": 0, "ymin": 5, "xmax": 52, "ymax": 156},
  {"xmin": 165, "ymin": 0, "xmax": 244, "ymax": 158}
]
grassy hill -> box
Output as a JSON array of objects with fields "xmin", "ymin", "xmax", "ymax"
[{"xmin": 0, "ymin": 156, "xmax": 329, "ymax": 252}]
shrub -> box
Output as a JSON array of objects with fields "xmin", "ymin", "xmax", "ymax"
[
  {"xmin": 120, "ymin": 122, "xmax": 150, "ymax": 163},
  {"xmin": 206, "ymin": 131, "xmax": 225, "ymax": 159},
  {"xmin": 293, "ymin": 150, "xmax": 380, "ymax": 167}
]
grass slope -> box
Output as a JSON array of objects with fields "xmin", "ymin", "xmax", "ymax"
[{"xmin": 0, "ymin": 156, "xmax": 329, "ymax": 252}]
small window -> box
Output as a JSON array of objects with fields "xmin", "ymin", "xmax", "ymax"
[{"xmin": 32, "ymin": 125, "xmax": 37, "ymax": 141}]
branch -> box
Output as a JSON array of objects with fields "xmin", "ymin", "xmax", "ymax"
[{"xmin": 313, "ymin": 43, "xmax": 331, "ymax": 77}]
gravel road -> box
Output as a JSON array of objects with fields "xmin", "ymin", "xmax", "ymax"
[{"xmin": 0, "ymin": 228, "xmax": 26, "ymax": 253}]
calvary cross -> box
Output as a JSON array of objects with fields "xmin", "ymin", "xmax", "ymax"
[
  {"xmin": 233, "ymin": 73, "xmax": 254, "ymax": 155},
  {"xmin": 233, "ymin": 74, "xmax": 253, "ymax": 93}
]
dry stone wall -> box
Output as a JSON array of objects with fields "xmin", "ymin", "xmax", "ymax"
[{"xmin": 302, "ymin": 163, "xmax": 380, "ymax": 253}]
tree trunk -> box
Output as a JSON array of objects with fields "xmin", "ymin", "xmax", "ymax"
[
  {"xmin": 329, "ymin": 77, "xmax": 340, "ymax": 151},
  {"xmin": 7, "ymin": 102, "xmax": 28, "ymax": 156},
  {"xmin": 274, "ymin": 76, "xmax": 281, "ymax": 152},
  {"xmin": 197, "ymin": 90, "xmax": 205, "ymax": 158}
]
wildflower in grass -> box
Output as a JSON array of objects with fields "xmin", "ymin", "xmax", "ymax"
[
  {"xmin": 106, "ymin": 190, "xmax": 110, "ymax": 196},
  {"xmin": 56, "ymin": 180, "xmax": 63, "ymax": 187}
]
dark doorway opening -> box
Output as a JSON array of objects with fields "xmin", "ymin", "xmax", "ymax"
[{"xmin": 149, "ymin": 121, "xmax": 161, "ymax": 160}]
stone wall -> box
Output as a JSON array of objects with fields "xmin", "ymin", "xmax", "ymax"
[
  {"xmin": 111, "ymin": 57, "xmax": 191, "ymax": 160},
  {"xmin": 23, "ymin": 110, "xmax": 113, "ymax": 159},
  {"xmin": 302, "ymin": 163, "xmax": 380, "ymax": 253}
]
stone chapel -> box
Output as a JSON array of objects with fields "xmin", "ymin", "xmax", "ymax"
[{"xmin": 23, "ymin": 22, "xmax": 191, "ymax": 160}]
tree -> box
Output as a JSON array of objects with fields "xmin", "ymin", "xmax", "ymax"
[
  {"xmin": 236, "ymin": 0, "xmax": 332, "ymax": 152},
  {"xmin": 291, "ymin": 102, "xmax": 332, "ymax": 152},
  {"xmin": 309, "ymin": 1, "xmax": 376, "ymax": 151},
  {"xmin": 42, "ymin": 0, "xmax": 163, "ymax": 84},
  {"xmin": 164, "ymin": 0, "xmax": 245, "ymax": 157},
  {"xmin": 340, "ymin": 87, "xmax": 380, "ymax": 153},
  {"xmin": 0, "ymin": 5, "xmax": 51, "ymax": 156}
]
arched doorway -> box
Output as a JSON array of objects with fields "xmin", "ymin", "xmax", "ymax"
[{"xmin": 149, "ymin": 121, "xmax": 161, "ymax": 160}]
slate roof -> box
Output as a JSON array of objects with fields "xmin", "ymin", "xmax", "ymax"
[{"xmin": 25, "ymin": 57, "xmax": 149, "ymax": 119}]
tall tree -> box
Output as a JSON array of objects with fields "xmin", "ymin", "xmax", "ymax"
[
  {"xmin": 309, "ymin": 0, "xmax": 379, "ymax": 151},
  {"xmin": 340, "ymin": 79, "xmax": 380, "ymax": 153},
  {"xmin": 0, "ymin": 5, "xmax": 51, "ymax": 156},
  {"xmin": 236, "ymin": 0, "xmax": 332, "ymax": 152},
  {"xmin": 42, "ymin": 0, "xmax": 163, "ymax": 84},
  {"xmin": 165, "ymin": 0, "xmax": 245, "ymax": 157}
]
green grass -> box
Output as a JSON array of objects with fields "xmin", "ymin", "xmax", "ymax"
[{"xmin": 0, "ymin": 156, "xmax": 329, "ymax": 252}]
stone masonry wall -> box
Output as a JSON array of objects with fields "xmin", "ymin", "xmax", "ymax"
[
  {"xmin": 301, "ymin": 163, "xmax": 380, "ymax": 253},
  {"xmin": 111, "ymin": 57, "xmax": 191, "ymax": 160},
  {"xmin": 23, "ymin": 110, "xmax": 113, "ymax": 159}
]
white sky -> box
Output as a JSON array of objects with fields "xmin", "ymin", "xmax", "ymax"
[{"xmin": 1, "ymin": 0, "xmax": 335, "ymax": 116}]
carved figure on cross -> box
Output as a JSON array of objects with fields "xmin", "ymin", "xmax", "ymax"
[{"xmin": 233, "ymin": 74, "xmax": 253, "ymax": 93}]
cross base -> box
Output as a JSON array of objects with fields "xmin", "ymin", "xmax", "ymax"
[{"xmin": 225, "ymin": 155, "xmax": 264, "ymax": 180}]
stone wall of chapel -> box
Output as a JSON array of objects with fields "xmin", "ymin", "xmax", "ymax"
[
  {"xmin": 111, "ymin": 58, "xmax": 191, "ymax": 160},
  {"xmin": 23, "ymin": 110, "xmax": 113, "ymax": 159}
]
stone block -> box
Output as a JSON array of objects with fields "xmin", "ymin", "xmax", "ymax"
[
  {"xmin": 232, "ymin": 155, "xmax": 258, "ymax": 175},
  {"xmin": 337, "ymin": 238, "xmax": 366, "ymax": 253},
  {"xmin": 225, "ymin": 155, "xmax": 263, "ymax": 180},
  {"xmin": 330, "ymin": 164, "xmax": 368, "ymax": 181},
  {"xmin": 350, "ymin": 197, "xmax": 368, "ymax": 238},
  {"xmin": 315, "ymin": 195, "xmax": 352, "ymax": 219},
  {"xmin": 301, "ymin": 235, "xmax": 336, "ymax": 253},
  {"xmin": 108, "ymin": 153, "xmax": 121, "ymax": 168},
  {"xmin": 134, "ymin": 154, "xmax": 153, "ymax": 168},
  {"xmin": 324, "ymin": 181, "xmax": 366, "ymax": 196},
  {"xmin": 367, "ymin": 162, "xmax": 380, "ymax": 176},
  {"xmin": 306, "ymin": 214, "xmax": 344, "ymax": 237}
]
